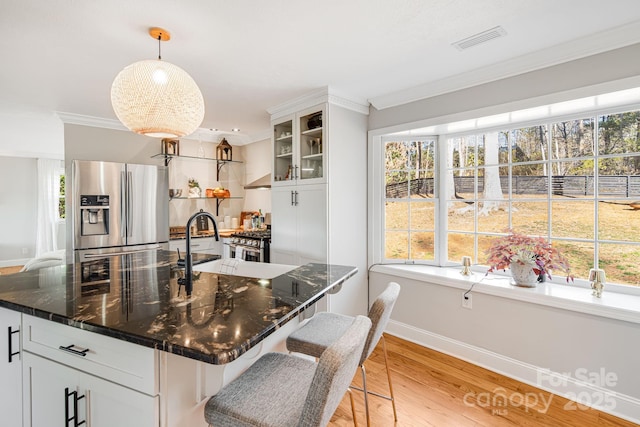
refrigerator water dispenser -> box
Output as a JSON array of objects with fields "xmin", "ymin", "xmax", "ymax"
[{"xmin": 80, "ymin": 195, "xmax": 110, "ymax": 236}]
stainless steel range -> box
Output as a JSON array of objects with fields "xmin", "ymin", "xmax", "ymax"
[{"xmin": 228, "ymin": 229, "xmax": 270, "ymax": 263}]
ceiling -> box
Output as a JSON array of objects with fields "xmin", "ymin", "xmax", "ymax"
[{"xmin": 2, "ymin": 0, "xmax": 640, "ymax": 143}]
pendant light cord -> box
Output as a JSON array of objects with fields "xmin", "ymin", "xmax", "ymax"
[{"xmin": 157, "ymin": 34, "xmax": 162, "ymax": 60}]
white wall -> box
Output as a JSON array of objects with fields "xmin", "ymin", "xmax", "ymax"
[
  {"xmin": 369, "ymin": 272, "xmax": 640, "ymax": 422},
  {"xmin": 0, "ymin": 157, "xmax": 38, "ymax": 264},
  {"xmin": 369, "ymin": 43, "xmax": 640, "ymax": 131},
  {"xmin": 366, "ymin": 44, "xmax": 640, "ymax": 423},
  {"xmin": 242, "ymin": 138, "xmax": 272, "ymax": 215},
  {"xmin": 0, "ymin": 109, "xmax": 64, "ymax": 159},
  {"xmin": 64, "ymin": 123, "xmax": 159, "ymax": 166},
  {"xmin": 64, "ymin": 124, "xmax": 248, "ymax": 230},
  {"xmin": 0, "ymin": 110, "xmax": 64, "ymax": 266}
]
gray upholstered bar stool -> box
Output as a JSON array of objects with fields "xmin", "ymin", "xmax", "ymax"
[
  {"xmin": 204, "ymin": 315, "xmax": 372, "ymax": 427},
  {"xmin": 286, "ymin": 282, "xmax": 401, "ymax": 427}
]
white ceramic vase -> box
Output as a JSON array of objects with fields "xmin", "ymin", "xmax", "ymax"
[{"xmin": 510, "ymin": 261, "xmax": 538, "ymax": 287}]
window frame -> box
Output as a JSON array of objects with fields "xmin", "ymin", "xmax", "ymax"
[
  {"xmin": 56, "ymin": 166, "xmax": 66, "ymax": 222},
  {"xmin": 377, "ymin": 135, "xmax": 440, "ymax": 265},
  {"xmin": 370, "ymin": 92, "xmax": 640, "ymax": 292}
]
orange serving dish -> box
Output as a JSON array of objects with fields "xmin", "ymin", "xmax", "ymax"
[{"xmin": 206, "ymin": 188, "xmax": 230, "ymax": 198}]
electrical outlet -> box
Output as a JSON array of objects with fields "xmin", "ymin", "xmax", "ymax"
[
  {"xmin": 462, "ymin": 293, "xmax": 472, "ymax": 309},
  {"xmin": 22, "ymin": 247, "xmax": 28, "ymax": 255}
]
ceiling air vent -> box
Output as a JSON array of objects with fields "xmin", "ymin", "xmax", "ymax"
[{"xmin": 453, "ymin": 26, "xmax": 507, "ymax": 51}]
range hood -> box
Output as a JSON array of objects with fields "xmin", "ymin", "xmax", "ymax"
[{"xmin": 244, "ymin": 174, "xmax": 271, "ymax": 190}]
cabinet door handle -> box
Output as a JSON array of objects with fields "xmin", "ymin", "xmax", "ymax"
[
  {"xmin": 7, "ymin": 326, "xmax": 19, "ymax": 363},
  {"xmin": 59, "ymin": 344, "xmax": 90, "ymax": 357},
  {"xmin": 294, "ymin": 191, "xmax": 299, "ymax": 206},
  {"xmin": 290, "ymin": 191, "xmax": 294, "ymax": 206},
  {"xmin": 294, "ymin": 165, "xmax": 299, "ymax": 180},
  {"xmin": 65, "ymin": 387, "xmax": 86, "ymax": 427}
]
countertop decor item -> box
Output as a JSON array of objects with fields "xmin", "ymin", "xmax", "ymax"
[
  {"xmin": 162, "ymin": 138, "xmax": 180, "ymax": 155},
  {"xmin": 216, "ymin": 138, "xmax": 233, "ymax": 161},
  {"xmin": 509, "ymin": 260, "xmax": 539, "ymax": 287},
  {"xmin": 188, "ymin": 178, "xmax": 201, "ymax": 198},
  {"xmin": 485, "ymin": 230, "xmax": 573, "ymax": 286},
  {"xmin": 207, "ymin": 187, "xmax": 230, "ymax": 198},
  {"xmin": 111, "ymin": 27, "xmax": 204, "ymax": 138},
  {"xmin": 589, "ymin": 268, "xmax": 606, "ymax": 297},
  {"xmin": 460, "ymin": 256, "xmax": 472, "ymax": 276},
  {"xmin": 307, "ymin": 112, "xmax": 322, "ymax": 130}
]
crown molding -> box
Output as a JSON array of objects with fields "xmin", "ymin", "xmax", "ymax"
[
  {"xmin": 56, "ymin": 112, "xmax": 255, "ymax": 145},
  {"xmin": 247, "ymin": 128, "xmax": 272, "ymax": 144},
  {"xmin": 0, "ymin": 149, "xmax": 63, "ymax": 160},
  {"xmin": 56, "ymin": 112, "xmax": 127, "ymax": 131},
  {"xmin": 370, "ymin": 20, "xmax": 640, "ymax": 110},
  {"xmin": 267, "ymin": 86, "xmax": 370, "ymax": 119}
]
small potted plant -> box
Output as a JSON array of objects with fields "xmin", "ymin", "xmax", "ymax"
[
  {"xmin": 188, "ymin": 178, "xmax": 201, "ymax": 198},
  {"xmin": 485, "ymin": 230, "xmax": 573, "ymax": 286}
]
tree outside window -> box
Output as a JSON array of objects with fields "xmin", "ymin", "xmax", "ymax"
[
  {"xmin": 381, "ymin": 108, "xmax": 640, "ymax": 287},
  {"xmin": 58, "ymin": 173, "xmax": 65, "ymax": 219}
]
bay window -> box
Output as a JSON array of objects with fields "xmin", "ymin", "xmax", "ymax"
[{"xmin": 376, "ymin": 93, "xmax": 640, "ymax": 288}]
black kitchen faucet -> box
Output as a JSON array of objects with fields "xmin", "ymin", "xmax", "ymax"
[{"xmin": 177, "ymin": 209, "xmax": 219, "ymax": 295}]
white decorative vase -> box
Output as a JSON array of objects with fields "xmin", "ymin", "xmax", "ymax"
[
  {"xmin": 188, "ymin": 187, "xmax": 201, "ymax": 198},
  {"xmin": 510, "ymin": 261, "xmax": 538, "ymax": 287}
]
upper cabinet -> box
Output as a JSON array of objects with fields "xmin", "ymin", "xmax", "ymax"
[
  {"xmin": 273, "ymin": 105, "xmax": 326, "ymax": 186},
  {"xmin": 268, "ymin": 88, "xmax": 370, "ymax": 316}
]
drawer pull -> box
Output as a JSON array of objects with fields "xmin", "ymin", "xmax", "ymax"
[
  {"xmin": 7, "ymin": 326, "xmax": 19, "ymax": 363},
  {"xmin": 59, "ymin": 344, "xmax": 90, "ymax": 357}
]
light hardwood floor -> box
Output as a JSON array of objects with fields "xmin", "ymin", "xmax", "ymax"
[{"xmin": 330, "ymin": 334, "xmax": 638, "ymax": 427}]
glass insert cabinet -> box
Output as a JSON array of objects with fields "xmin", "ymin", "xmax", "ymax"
[{"xmin": 272, "ymin": 105, "xmax": 326, "ymax": 186}]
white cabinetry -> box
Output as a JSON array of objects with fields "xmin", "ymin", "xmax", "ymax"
[
  {"xmin": 23, "ymin": 352, "xmax": 157, "ymax": 427},
  {"xmin": 21, "ymin": 315, "xmax": 158, "ymax": 427},
  {"xmin": 271, "ymin": 184, "xmax": 327, "ymax": 265},
  {"xmin": 269, "ymin": 89, "xmax": 369, "ymax": 316},
  {"xmin": 0, "ymin": 307, "xmax": 22, "ymax": 427},
  {"xmin": 273, "ymin": 106, "xmax": 325, "ymax": 185}
]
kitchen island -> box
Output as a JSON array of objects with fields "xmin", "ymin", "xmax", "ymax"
[{"xmin": 0, "ymin": 250, "xmax": 357, "ymax": 427}]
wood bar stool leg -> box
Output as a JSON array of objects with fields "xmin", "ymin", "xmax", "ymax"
[
  {"xmin": 347, "ymin": 388, "xmax": 359, "ymax": 427},
  {"xmin": 360, "ymin": 364, "xmax": 371, "ymax": 427},
  {"xmin": 381, "ymin": 335, "xmax": 398, "ymax": 421}
]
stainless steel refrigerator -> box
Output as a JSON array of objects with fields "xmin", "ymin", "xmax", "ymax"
[{"xmin": 71, "ymin": 160, "xmax": 169, "ymax": 261}]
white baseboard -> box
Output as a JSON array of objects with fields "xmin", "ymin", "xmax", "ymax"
[
  {"xmin": 0, "ymin": 258, "xmax": 29, "ymax": 268},
  {"xmin": 385, "ymin": 319, "xmax": 640, "ymax": 425}
]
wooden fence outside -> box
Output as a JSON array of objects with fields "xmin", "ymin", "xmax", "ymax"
[{"xmin": 385, "ymin": 175, "xmax": 640, "ymax": 198}]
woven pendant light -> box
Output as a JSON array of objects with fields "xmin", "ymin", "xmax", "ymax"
[{"xmin": 111, "ymin": 28, "xmax": 204, "ymax": 138}]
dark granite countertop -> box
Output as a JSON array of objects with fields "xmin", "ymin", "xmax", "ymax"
[{"xmin": 0, "ymin": 250, "xmax": 357, "ymax": 364}]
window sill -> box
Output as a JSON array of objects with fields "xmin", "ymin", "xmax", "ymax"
[{"xmin": 370, "ymin": 264, "xmax": 640, "ymax": 325}]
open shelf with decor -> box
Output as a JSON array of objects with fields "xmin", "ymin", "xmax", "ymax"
[
  {"xmin": 151, "ymin": 153, "xmax": 243, "ymax": 180},
  {"xmin": 169, "ymin": 196, "xmax": 242, "ymax": 216}
]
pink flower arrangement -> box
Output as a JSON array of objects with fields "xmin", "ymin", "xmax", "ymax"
[{"xmin": 485, "ymin": 230, "xmax": 573, "ymax": 282}]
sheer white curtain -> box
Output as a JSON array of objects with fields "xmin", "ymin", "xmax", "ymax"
[{"xmin": 35, "ymin": 158, "xmax": 63, "ymax": 257}]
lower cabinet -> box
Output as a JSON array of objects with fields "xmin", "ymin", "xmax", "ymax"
[
  {"xmin": 21, "ymin": 314, "xmax": 159, "ymax": 427},
  {"xmin": 23, "ymin": 351, "xmax": 158, "ymax": 427},
  {"xmin": 271, "ymin": 184, "xmax": 327, "ymax": 265},
  {"xmin": 0, "ymin": 307, "xmax": 22, "ymax": 427}
]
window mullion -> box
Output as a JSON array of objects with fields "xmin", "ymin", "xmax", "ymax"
[{"xmin": 437, "ymin": 135, "xmax": 448, "ymax": 265}]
